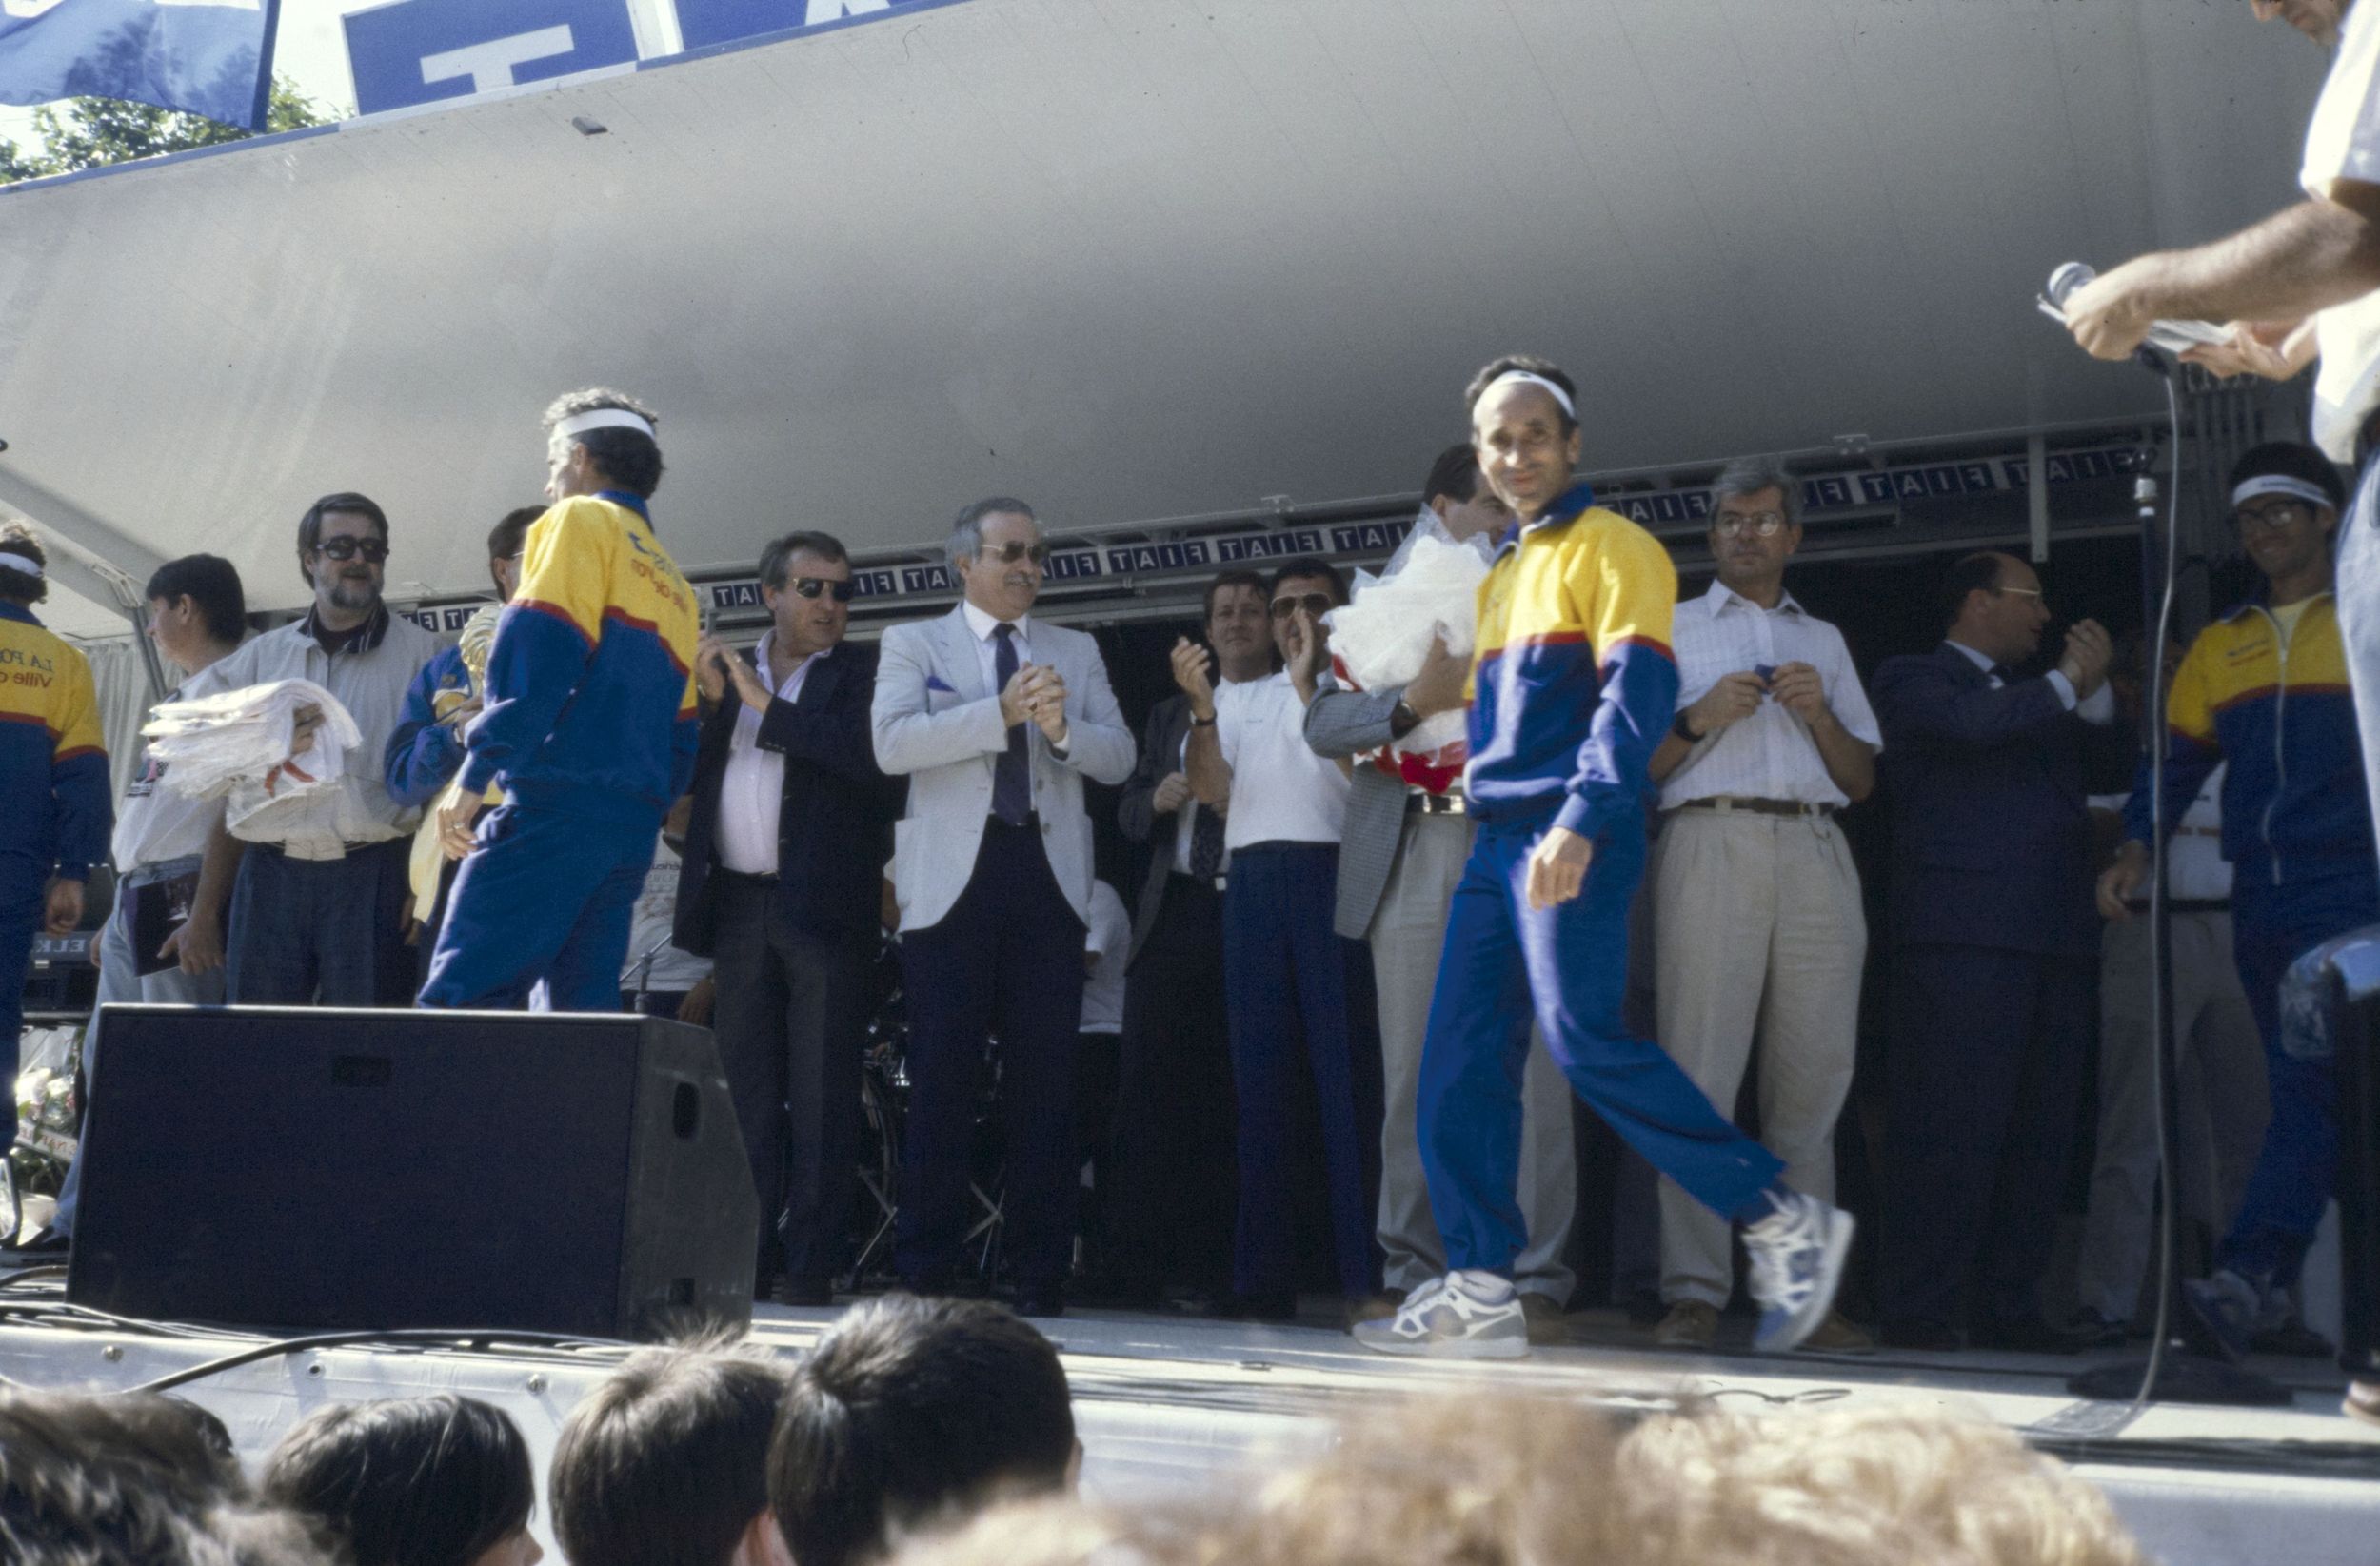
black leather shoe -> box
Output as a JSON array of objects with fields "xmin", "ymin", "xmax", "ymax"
[
  {"xmin": 1879, "ymin": 1318, "xmax": 1964, "ymax": 1352},
  {"xmin": 1970, "ymin": 1315, "xmax": 2088, "ymax": 1356},
  {"xmin": 1014, "ymin": 1283, "xmax": 1066, "ymax": 1319}
]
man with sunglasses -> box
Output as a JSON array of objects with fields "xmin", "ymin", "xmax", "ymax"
[
  {"xmin": 677, "ymin": 531, "xmax": 902, "ymax": 1305},
  {"xmin": 2099, "ymin": 442, "xmax": 2380, "ymax": 1362},
  {"xmin": 1640, "ymin": 456, "xmax": 1880, "ymax": 1355},
  {"xmin": 872, "ymin": 499, "xmax": 1135, "ymax": 1317},
  {"xmin": 1181, "ymin": 555, "xmax": 1385, "ymax": 1323},
  {"xmin": 202, "ymin": 491, "xmax": 439, "ymax": 1005}
]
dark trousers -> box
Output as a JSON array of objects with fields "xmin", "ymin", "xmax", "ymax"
[
  {"xmin": 1108, "ymin": 875, "xmax": 1237, "ymax": 1296},
  {"xmin": 0, "ymin": 857, "xmax": 41, "ymax": 1084},
  {"xmin": 420, "ymin": 804, "xmax": 656, "ymax": 1012},
  {"xmin": 1882, "ymin": 943, "xmax": 2091, "ymax": 1333},
  {"xmin": 227, "ymin": 840, "xmax": 414, "ymax": 1006},
  {"xmin": 712, "ymin": 874, "xmax": 872, "ymax": 1287},
  {"xmin": 1224, "ymin": 842, "xmax": 1382, "ymax": 1298},
  {"xmin": 896, "ymin": 819, "xmax": 1086, "ymax": 1289}
]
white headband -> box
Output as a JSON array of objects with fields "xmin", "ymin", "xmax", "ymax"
[
  {"xmin": 0, "ymin": 550, "xmax": 42, "ymax": 579},
  {"xmin": 555, "ymin": 408, "xmax": 656, "ymax": 441},
  {"xmin": 2231, "ymin": 474, "xmax": 2334, "ymax": 511},
  {"xmin": 1482, "ymin": 369, "xmax": 1576, "ymax": 419}
]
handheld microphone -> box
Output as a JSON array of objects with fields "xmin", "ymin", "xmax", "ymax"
[{"xmin": 2038, "ymin": 263, "xmax": 2229, "ymax": 357}]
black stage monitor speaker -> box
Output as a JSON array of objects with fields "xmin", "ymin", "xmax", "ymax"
[{"xmin": 68, "ymin": 1006, "xmax": 758, "ymax": 1340}]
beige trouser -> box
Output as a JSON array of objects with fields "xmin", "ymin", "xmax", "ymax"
[
  {"xmin": 1651, "ymin": 807, "xmax": 1864, "ymax": 1309},
  {"xmin": 1372, "ymin": 812, "xmax": 1578, "ymax": 1301}
]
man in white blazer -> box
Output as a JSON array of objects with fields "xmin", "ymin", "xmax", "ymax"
[{"xmin": 872, "ymin": 497, "xmax": 1137, "ymax": 1316}]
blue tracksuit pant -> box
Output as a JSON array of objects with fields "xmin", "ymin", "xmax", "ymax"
[
  {"xmin": 2221, "ymin": 866, "xmax": 2380, "ymax": 1286},
  {"xmin": 418, "ymin": 803, "xmax": 658, "ymax": 1012},
  {"xmin": 0, "ymin": 856, "xmax": 41, "ymax": 1086},
  {"xmin": 1419, "ymin": 817, "xmax": 1781, "ymax": 1278}
]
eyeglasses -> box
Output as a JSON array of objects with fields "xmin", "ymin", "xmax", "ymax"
[
  {"xmin": 789, "ymin": 577, "xmax": 858, "ymax": 602},
  {"xmin": 314, "ymin": 537, "xmax": 388, "ymax": 563},
  {"xmin": 1994, "ymin": 585, "xmax": 2045, "ymax": 602},
  {"xmin": 2234, "ymin": 501, "xmax": 2311, "ymax": 533},
  {"xmin": 1270, "ymin": 593, "xmax": 1336, "ymax": 620},
  {"xmin": 1713, "ymin": 512, "xmax": 1787, "ymax": 539},
  {"xmin": 984, "ymin": 542, "xmax": 1050, "ymax": 565}
]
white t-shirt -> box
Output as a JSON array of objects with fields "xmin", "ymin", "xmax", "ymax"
[
  {"xmin": 1079, "ymin": 880, "xmax": 1130, "ymax": 1035},
  {"xmin": 112, "ymin": 657, "xmax": 237, "ymax": 873},
  {"xmin": 1216, "ymin": 671, "xmax": 1348, "ymax": 850},
  {"xmin": 621, "ymin": 835, "xmax": 713, "ymax": 993},
  {"xmin": 2306, "ymin": 0, "xmax": 2380, "ymax": 462},
  {"xmin": 2092, "ymin": 762, "xmax": 2231, "ymax": 904}
]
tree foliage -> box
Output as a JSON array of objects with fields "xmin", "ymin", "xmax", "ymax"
[{"xmin": 0, "ymin": 77, "xmax": 327, "ymax": 185}]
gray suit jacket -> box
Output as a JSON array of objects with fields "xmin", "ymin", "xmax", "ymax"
[
  {"xmin": 871, "ymin": 605, "xmax": 1136, "ymax": 933},
  {"xmin": 1302, "ymin": 672, "xmax": 1410, "ymax": 941}
]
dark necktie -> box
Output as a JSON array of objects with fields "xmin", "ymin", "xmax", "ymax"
[
  {"xmin": 1188, "ymin": 799, "xmax": 1225, "ymax": 880},
  {"xmin": 992, "ymin": 623, "xmax": 1031, "ymax": 825}
]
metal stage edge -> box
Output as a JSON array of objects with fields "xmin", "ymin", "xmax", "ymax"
[{"xmin": 0, "ymin": 1280, "xmax": 2373, "ymax": 1566}]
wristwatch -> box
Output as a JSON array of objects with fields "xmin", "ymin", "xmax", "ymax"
[
  {"xmin": 1670, "ymin": 710, "xmax": 1703, "ymax": 743},
  {"xmin": 1190, "ymin": 710, "xmax": 1217, "ymax": 728},
  {"xmin": 1389, "ymin": 699, "xmax": 1420, "ymax": 739}
]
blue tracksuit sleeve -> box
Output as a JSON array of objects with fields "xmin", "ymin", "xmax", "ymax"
[
  {"xmin": 459, "ymin": 603, "xmax": 595, "ymax": 796},
  {"xmin": 51, "ymin": 753, "xmax": 110, "ymax": 879},
  {"xmin": 670, "ymin": 709, "xmax": 699, "ymax": 801},
  {"xmin": 385, "ymin": 654, "xmax": 466, "ymax": 808},
  {"xmin": 2120, "ymin": 732, "xmax": 2222, "ymax": 848}
]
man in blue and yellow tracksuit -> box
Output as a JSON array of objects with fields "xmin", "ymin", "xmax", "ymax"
[
  {"xmin": 1357, "ymin": 359, "xmax": 1850, "ymax": 1359},
  {"xmin": 418, "ymin": 394, "xmax": 700, "ymax": 1012},
  {"xmin": 2103, "ymin": 442, "xmax": 2380, "ymax": 1361},
  {"xmin": 0, "ymin": 525, "xmax": 109, "ymax": 1087}
]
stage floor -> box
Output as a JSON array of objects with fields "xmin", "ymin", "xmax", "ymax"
[{"xmin": 2, "ymin": 1278, "xmax": 2374, "ymax": 1565}]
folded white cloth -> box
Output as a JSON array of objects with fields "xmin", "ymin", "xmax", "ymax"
[{"xmin": 143, "ymin": 679, "xmax": 364, "ymax": 832}]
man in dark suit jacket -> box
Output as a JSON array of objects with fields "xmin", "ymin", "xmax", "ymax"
[
  {"xmin": 678, "ymin": 530, "xmax": 902, "ymax": 1306},
  {"xmin": 1871, "ymin": 550, "xmax": 2127, "ymax": 1351},
  {"xmin": 1103, "ymin": 569, "xmax": 1272, "ymax": 1306}
]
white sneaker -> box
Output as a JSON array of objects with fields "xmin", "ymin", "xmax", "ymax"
[
  {"xmin": 1351, "ymin": 1269, "xmax": 1529, "ymax": 1359},
  {"xmin": 1743, "ymin": 1190, "xmax": 1854, "ymax": 1353}
]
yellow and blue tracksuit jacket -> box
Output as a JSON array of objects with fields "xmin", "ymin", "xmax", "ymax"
[
  {"xmin": 2123, "ymin": 591, "xmax": 2373, "ymax": 892},
  {"xmin": 1464, "ymin": 481, "xmax": 1679, "ymax": 841},
  {"xmin": 0, "ymin": 601, "xmax": 109, "ymax": 880},
  {"xmin": 457, "ymin": 491, "xmax": 700, "ymax": 822}
]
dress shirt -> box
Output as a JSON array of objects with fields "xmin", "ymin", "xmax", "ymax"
[
  {"xmin": 207, "ymin": 605, "xmax": 438, "ymax": 860},
  {"xmin": 112, "ymin": 657, "xmax": 239, "ymax": 873},
  {"xmin": 2092, "ymin": 763, "xmax": 2232, "ymax": 903},
  {"xmin": 1662, "ymin": 582, "xmax": 1881, "ymax": 809},
  {"xmin": 1217, "ymin": 671, "xmax": 1349, "ymax": 849},
  {"xmin": 715, "ymin": 636, "xmax": 827, "ymax": 875},
  {"xmin": 1945, "ymin": 638, "xmax": 2116, "ymax": 724},
  {"xmin": 961, "ymin": 600, "xmax": 1067, "ymax": 754}
]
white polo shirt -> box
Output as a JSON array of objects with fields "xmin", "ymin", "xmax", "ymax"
[{"xmin": 1217, "ymin": 671, "xmax": 1347, "ymax": 849}]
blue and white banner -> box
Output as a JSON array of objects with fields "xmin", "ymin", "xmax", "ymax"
[
  {"xmin": 0, "ymin": 0, "xmax": 278, "ymax": 129},
  {"xmin": 675, "ymin": 0, "xmax": 948, "ymax": 52},
  {"xmin": 345, "ymin": 0, "xmax": 636, "ymax": 116}
]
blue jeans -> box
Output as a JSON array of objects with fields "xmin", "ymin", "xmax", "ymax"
[
  {"xmin": 1222, "ymin": 842, "xmax": 1381, "ymax": 1298},
  {"xmin": 419, "ymin": 803, "xmax": 656, "ymax": 1012},
  {"xmin": 54, "ymin": 856, "xmax": 222, "ymax": 1239},
  {"xmin": 2220, "ymin": 869, "xmax": 2380, "ymax": 1285},
  {"xmin": 1419, "ymin": 818, "xmax": 1781, "ymax": 1279},
  {"xmin": 226, "ymin": 841, "xmax": 413, "ymax": 1006}
]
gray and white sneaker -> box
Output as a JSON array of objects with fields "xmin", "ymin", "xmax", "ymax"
[
  {"xmin": 1351, "ymin": 1269, "xmax": 1529, "ymax": 1359},
  {"xmin": 1743, "ymin": 1190, "xmax": 1854, "ymax": 1353}
]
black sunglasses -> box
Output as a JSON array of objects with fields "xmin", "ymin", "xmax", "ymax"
[
  {"xmin": 314, "ymin": 537, "xmax": 388, "ymax": 563},
  {"xmin": 1270, "ymin": 592, "xmax": 1335, "ymax": 620},
  {"xmin": 789, "ymin": 577, "xmax": 858, "ymax": 603}
]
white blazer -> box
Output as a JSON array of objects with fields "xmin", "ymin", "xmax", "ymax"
[{"xmin": 871, "ymin": 605, "xmax": 1136, "ymax": 933}]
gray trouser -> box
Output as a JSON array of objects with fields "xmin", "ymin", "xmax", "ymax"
[
  {"xmin": 2073, "ymin": 908, "xmax": 2268, "ymax": 1321},
  {"xmin": 1371, "ymin": 811, "xmax": 1577, "ymax": 1301},
  {"xmin": 1651, "ymin": 809, "xmax": 1864, "ymax": 1309},
  {"xmin": 54, "ymin": 856, "xmax": 223, "ymax": 1239}
]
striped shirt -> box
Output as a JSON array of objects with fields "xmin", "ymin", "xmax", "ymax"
[{"xmin": 1659, "ymin": 580, "xmax": 1880, "ymax": 810}]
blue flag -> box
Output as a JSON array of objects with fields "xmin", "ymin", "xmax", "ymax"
[{"xmin": 0, "ymin": 0, "xmax": 279, "ymax": 130}]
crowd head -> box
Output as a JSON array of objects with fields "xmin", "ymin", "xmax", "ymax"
[
  {"xmin": 550, "ymin": 1341, "xmax": 791, "ymax": 1566},
  {"xmin": 258, "ymin": 1394, "xmax": 539, "ymax": 1566},
  {"xmin": 294, "ymin": 491, "xmax": 391, "ymax": 617},
  {"xmin": 2229, "ymin": 441, "xmax": 2345, "ymax": 591},
  {"xmin": 487, "ymin": 506, "xmax": 544, "ymax": 602},
  {"xmin": 1420, "ymin": 441, "xmax": 1510, "ymax": 543},
  {"xmin": 1707, "ymin": 454, "xmax": 1803, "ymax": 597},
  {"xmin": 947, "ymin": 498, "xmax": 1044, "ymax": 623},
  {"xmin": 1200, "ymin": 567, "xmax": 1271, "ymax": 680},
  {"xmin": 1940, "ymin": 550, "xmax": 2050, "ymax": 665},
  {"xmin": 544, "ymin": 387, "xmax": 664, "ymax": 503},
  {"xmin": 1466, "ymin": 354, "xmax": 1582, "ymax": 520},
  {"xmin": 0, "ymin": 518, "xmax": 49, "ymax": 605},
  {"xmin": 144, "ymin": 553, "xmax": 247, "ymax": 669},
  {"xmin": 767, "ymin": 1294, "xmax": 1079, "ymax": 1566}
]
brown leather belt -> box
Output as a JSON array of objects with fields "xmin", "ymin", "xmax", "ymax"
[{"xmin": 1671, "ymin": 795, "xmax": 1835, "ymax": 820}]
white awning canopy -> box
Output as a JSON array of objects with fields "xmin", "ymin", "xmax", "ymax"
[{"xmin": 0, "ymin": 0, "xmax": 2325, "ymax": 638}]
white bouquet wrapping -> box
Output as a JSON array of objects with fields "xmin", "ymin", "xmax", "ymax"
[
  {"xmin": 143, "ymin": 678, "xmax": 362, "ymax": 831},
  {"xmin": 1324, "ymin": 507, "xmax": 1497, "ymax": 763}
]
